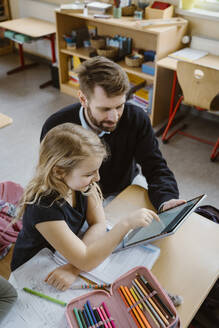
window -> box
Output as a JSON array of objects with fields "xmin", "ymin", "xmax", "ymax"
[{"xmin": 195, "ymin": 0, "xmax": 219, "ymax": 11}]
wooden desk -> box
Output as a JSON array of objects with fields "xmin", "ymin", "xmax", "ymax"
[
  {"xmin": 152, "ymin": 54, "xmax": 219, "ymax": 126},
  {"xmin": 0, "ymin": 17, "xmax": 56, "ymax": 88},
  {"xmin": 105, "ymin": 185, "xmax": 219, "ymax": 328}
]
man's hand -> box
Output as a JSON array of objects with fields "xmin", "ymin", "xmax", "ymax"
[
  {"xmin": 45, "ymin": 264, "xmax": 80, "ymax": 291},
  {"xmin": 162, "ymin": 199, "xmax": 186, "ymax": 212}
]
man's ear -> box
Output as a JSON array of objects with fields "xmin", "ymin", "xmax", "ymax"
[{"xmin": 78, "ymin": 90, "xmax": 88, "ymax": 109}]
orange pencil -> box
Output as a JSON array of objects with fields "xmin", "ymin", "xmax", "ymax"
[
  {"xmin": 134, "ymin": 278, "xmax": 169, "ymax": 326},
  {"xmin": 118, "ymin": 287, "xmax": 141, "ymax": 328},
  {"xmin": 125, "ymin": 286, "xmax": 152, "ymax": 328},
  {"xmin": 131, "ymin": 285, "xmax": 160, "ymax": 328},
  {"xmin": 120, "ymin": 286, "xmax": 146, "ymax": 328}
]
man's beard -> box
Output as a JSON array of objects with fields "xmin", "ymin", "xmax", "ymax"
[{"xmin": 86, "ymin": 106, "xmax": 118, "ymax": 132}]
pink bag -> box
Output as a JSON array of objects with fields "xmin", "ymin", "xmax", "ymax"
[
  {"xmin": 0, "ymin": 181, "xmax": 23, "ymax": 254},
  {"xmin": 66, "ymin": 266, "xmax": 180, "ymax": 328}
]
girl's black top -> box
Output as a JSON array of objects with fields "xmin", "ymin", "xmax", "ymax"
[{"xmin": 11, "ymin": 191, "xmax": 87, "ymax": 271}]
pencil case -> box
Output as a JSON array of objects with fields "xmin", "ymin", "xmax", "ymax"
[{"xmin": 66, "ymin": 266, "xmax": 180, "ymax": 328}]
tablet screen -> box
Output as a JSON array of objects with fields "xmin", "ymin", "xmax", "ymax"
[{"xmin": 124, "ymin": 194, "xmax": 205, "ymax": 247}]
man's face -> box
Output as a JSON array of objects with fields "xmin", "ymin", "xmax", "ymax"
[{"xmin": 81, "ymin": 86, "xmax": 126, "ymax": 132}]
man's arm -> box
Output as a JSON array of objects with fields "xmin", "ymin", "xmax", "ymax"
[{"xmin": 135, "ymin": 113, "xmax": 180, "ymax": 210}]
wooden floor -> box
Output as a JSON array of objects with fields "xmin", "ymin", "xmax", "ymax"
[{"xmin": 0, "ymin": 245, "xmax": 14, "ymax": 279}]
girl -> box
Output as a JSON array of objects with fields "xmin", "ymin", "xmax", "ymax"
[{"xmin": 11, "ymin": 123, "xmax": 159, "ymax": 291}]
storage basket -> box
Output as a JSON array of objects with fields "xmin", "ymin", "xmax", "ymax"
[
  {"xmin": 97, "ymin": 46, "xmax": 118, "ymax": 59},
  {"xmin": 145, "ymin": 4, "xmax": 174, "ymax": 19},
  {"xmin": 125, "ymin": 54, "xmax": 144, "ymax": 67}
]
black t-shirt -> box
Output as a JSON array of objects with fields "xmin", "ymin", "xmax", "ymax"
[{"xmin": 11, "ymin": 191, "xmax": 87, "ymax": 271}]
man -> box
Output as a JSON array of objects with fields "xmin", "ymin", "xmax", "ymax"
[{"xmin": 41, "ymin": 56, "xmax": 184, "ymax": 211}]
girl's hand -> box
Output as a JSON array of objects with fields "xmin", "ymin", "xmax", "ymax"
[
  {"xmin": 45, "ymin": 264, "xmax": 80, "ymax": 291},
  {"xmin": 125, "ymin": 208, "xmax": 160, "ymax": 230}
]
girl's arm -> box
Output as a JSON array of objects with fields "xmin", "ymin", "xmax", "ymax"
[
  {"xmin": 44, "ymin": 192, "xmax": 107, "ymax": 290},
  {"xmin": 36, "ymin": 207, "xmax": 159, "ymax": 273}
]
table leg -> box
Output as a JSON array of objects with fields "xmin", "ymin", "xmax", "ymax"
[
  {"xmin": 7, "ymin": 43, "xmax": 38, "ymax": 75},
  {"xmin": 39, "ymin": 33, "xmax": 56, "ymax": 89}
]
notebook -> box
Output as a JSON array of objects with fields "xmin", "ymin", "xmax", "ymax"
[{"xmin": 115, "ymin": 194, "xmax": 206, "ymax": 251}]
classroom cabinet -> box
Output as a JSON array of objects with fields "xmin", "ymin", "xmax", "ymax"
[{"xmin": 55, "ymin": 11, "xmax": 188, "ymax": 126}]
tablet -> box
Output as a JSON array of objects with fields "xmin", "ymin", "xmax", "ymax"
[{"xmin": 116, "ymin": 194, "xmax": 206, "ymax": 252}]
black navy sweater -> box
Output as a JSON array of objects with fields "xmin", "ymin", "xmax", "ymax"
[{"xmin": 40, "ymin": 103, "xmax": 179, "ymax": 210}]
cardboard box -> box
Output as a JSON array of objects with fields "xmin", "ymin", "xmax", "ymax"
[{"xmin": 145, "ymin": 4, "xmax": 174, "ymax": 19}]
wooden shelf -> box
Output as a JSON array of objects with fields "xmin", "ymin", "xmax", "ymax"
[
  {"xmin": 61, "ymin": 47, "xmax": 155, "ymax": 82},
  {"xmin": 56, "ymin": 11, "xmax": 188, "ymax": 126},
  {"xmin": 0, "ymin": 0, "xmax": 12, "ymax": 56}
]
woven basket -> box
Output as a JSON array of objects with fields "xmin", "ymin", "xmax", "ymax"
[
  {"xmin": 90, "ymin": 37, "xmax": 106, "ymax": 49},
  {"xmin": 97, "ymin": 46, "xmax": 118, "ymax": 59},
  {"xmin": 122, "ymin": 4, "xmax": 136, "ymax": 16},
  {"xmin": 125, "ymin": 54, "xmax": 144, "ymax": 67}
]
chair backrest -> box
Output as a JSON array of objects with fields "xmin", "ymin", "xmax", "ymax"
[{"xmin": 177, "ymin": 61, "xmax": 219, "ymax": 111}]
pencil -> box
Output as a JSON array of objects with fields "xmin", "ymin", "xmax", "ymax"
[
  {"xmin": 71, "ymin": 283, "xmax": 111, "ymax": 290},
  {"xmin": 102, "ymin": 302, "xmax": 116, "ymax": 328},
  {"xmin": 135, "ymin": 277, "xmax": 169, "ymax": 325},
  {"xmin": 23, "ymin": 287, "xmax": 67, "ymax": 306},
  {"xmin": 134, "ymin": 279, "xmax": 168, "ymax": 327},
  {"xmin": 74, "ymin": 308, "xmax": 84, "ymax": 328},
  {"xmin": 118, "ymin": 287, "xmax": 141, "ymax": 328},
  {"xmin": 132, "ymin": 280, "xmax": 166, "ymax": 328},
  {"xmin": 120, "ymin": 286, "xmax": 146, "ymax": 328},
  {"xmin": 130, "ymin": 287, "xmax": 143, "ymax": 310},
  {"xmin": 78, "ymin": 309, "xmax": 88, "ymax": 328},
  {"xmin": 125, "ymin": 286, "xmax": 152, "ymax": 328},
  {"xmin": 138, "ymin": 274, "xmax": 174, "ymax": 318},
  {"xmin": 132, "ymin": 285, "xmax": 160, "ymax": 328}
]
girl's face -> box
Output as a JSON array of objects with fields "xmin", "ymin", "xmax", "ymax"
[{"xmin": 63, "ymin": 156, "xmax": 103, "ymax": 192}]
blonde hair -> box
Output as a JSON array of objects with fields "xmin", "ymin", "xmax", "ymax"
[
  {"xmin": 17, "ymin": 123, "xmax": 107, "ymax": 220},
  {"xmin": 76, "ymin": 56, "xmax": 129, "ymax": 100}
]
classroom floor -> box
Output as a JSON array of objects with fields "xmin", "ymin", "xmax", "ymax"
[{"xmin": 0, "ymin": 52, "xmax": 218, "ymax": 328}]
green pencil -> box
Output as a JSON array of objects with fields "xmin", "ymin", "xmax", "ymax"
[{"xmin": 23, "ymin": 287, "xmax": 67, "ymax": 307}]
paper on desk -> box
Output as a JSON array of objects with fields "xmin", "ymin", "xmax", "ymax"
[
  {"xmin": 54, "ymin": 244, "xmax": 160, "ymax": 284},
  {"xmin": 5, "ymin": 248, "xmax": 88, "ymax": 328},
  {"xmin": 168, "ymin": 47, "xmax": 208, "ymax": 61}
]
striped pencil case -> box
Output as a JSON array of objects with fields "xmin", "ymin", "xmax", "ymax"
[{"xmin": 66, "ymin": 266, "xmax": 180, "ymax": 328}]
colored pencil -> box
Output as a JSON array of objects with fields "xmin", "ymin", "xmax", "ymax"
[
  {"xmin": 82, "ymin": 309, "xmax": 91, "ymax": 328},
  {"xmin": 118, "ymin": 287, "xmax": 141, "ymax": 328},
  {"xmin": 84, "ymin": 303, "xmax": 95, "ymax": 328},
  {"xmin": 94, "ymin": 308, "xmax": 105, "ymax": 328},
  {"xmin": 23, "ymin": 287, "xmax": 66, "ymax": 307},
  {"xmin": 87, "ymin": 300, "xmax": 98, "ymax": 326},
  {"xmin": 73, "ymin": 308, "xmax": 83, "ymax": 328},
  {"xmin": 137, "ymin": 276, "xmax": 170, "ymax": 320},
  {"xmin": 120, "ymin": 286, "xmax": 146, "ymax": 328},
  {"xmin": 78, "ymin": 309, "xmax": 88, "ymax": 328},
  {"xmin": 138, "ymin": 274, "xmax": 174, "ymax": 318},
  {"xmin": 134, "ymin": 279, "xmax": 167, "ymax": 328},
  {"xmin": 130, "ymin": 287, "xmax": 143, "ymax": 310},
  {"xmin": 100, "ymin": 305, "xmax": 112, "ymax": 328},
  {"xmin": 135, "ymin": 278, "xmax": 169, "ymax": 326},
  {"xmin": 132, "ymin": 280, "xmax": 166, "ymax": 328},
  {"xmin": 102, "ymin": 302, "xmax": 117, "ymax": 328},
  {"xmin": 132, "ymin": 285, "xmax": 160, "ymax": 328},
  {"xmin": 125, "ymin": 286, "xmax": 152, "ymax": 328},
  {"xmin": 97, "ymin": 306, "xmax": 108, "ymax": 328},
  {"xmin": 71, "ymin": 283, "xmax": 111, "ymax": 290}
]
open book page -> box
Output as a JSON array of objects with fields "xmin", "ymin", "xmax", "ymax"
[
  {"xmin": 5, "ymin": 249, "xmax": 88, "ymax": 328},
  {"xmin": 54, "ymin": 244, "xmax": 160, "ymax": 284},
  {"xmin": 168, "ymin": 47, "xmax": 208, "ymax": 61}
]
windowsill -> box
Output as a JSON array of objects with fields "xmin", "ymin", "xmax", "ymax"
[{"xmin": 176, "ymin": 7, "xmax": 219, "ymax": 21}]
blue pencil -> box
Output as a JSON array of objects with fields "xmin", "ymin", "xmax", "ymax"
[
  {"xmin": 82, "ymin": 309, "xmax": 90, "ymax": 328},
  {"xmin": 87, "ymin": 300, "xmax": 98, "ymax": 326},
  {"xmin": 84, "ymin": 303, "xmax": 95, "ymax": 328}
]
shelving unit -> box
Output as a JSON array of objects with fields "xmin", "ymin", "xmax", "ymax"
[
  {"xmin": 0, "ymin": 0, "xmax": 12, "ymax": 55},
  {"xmin": 56, "ymin": 11, "xmax": 188, "ymax": 126}
]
